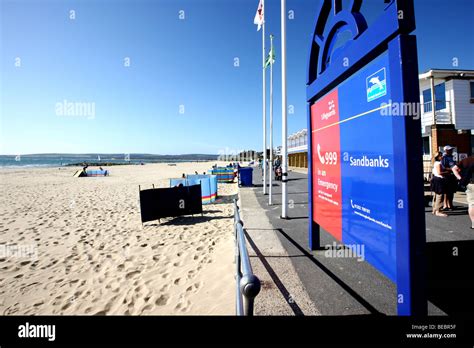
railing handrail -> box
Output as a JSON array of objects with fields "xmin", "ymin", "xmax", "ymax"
[
  {"xmin": 422, "ymin": 100, "xmax": 451, "ymax": 112},
  {"xmin": 234, "ymin": 199, "xmax": 261, "ymax": 316},
  {"xmin": 421, "ymin": 100, "xmax": 453, "ymax": 124}
]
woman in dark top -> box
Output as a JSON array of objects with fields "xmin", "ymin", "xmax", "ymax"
[
  {"xmin": 431, "ymin": 152, "xmax": 449, "ymax": 217},
  {"xmin": 441, "ymin": 146, "xmax": 457, "ymax": 210}
]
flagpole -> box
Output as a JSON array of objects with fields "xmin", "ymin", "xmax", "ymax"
[
  {"xmin": 262, "ymin": 0, "xmax": 267, "ymax": 195},
  {"xmin": 269, "ymin": 34, "xmax": 274, "ymax": 205},
  {"xmin": 280, "ymin": 0, "xmax": 288, "ymax": 218}
]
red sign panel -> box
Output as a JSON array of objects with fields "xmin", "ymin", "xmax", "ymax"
[{"xmin": 311, "ymin": 89, "xmax": 342, "ymax": 241}]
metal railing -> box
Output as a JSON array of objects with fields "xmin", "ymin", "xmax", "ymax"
[
  {"xmin": 422, "ymin": 100, "xmax": 452, "ymax": 124},
  {"xmin": 234, "ymin": 199, "xmax": 261, "ymax": 316},
  {"xmin": 422, "ymin": 100, "xmax": 448, "ymax": 113}
]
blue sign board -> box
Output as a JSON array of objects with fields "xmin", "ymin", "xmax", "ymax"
[{"xmin": 306, "ymin": 0, "xmax": 427, "ymax": 315}]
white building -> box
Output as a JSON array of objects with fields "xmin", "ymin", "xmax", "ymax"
[
  {"xmin": 287, "ymin": 129, "xmax": 308, "ymax": 168},
  {"xmin": 418, "ymin": 69, "xmax": 474, "ymax": 158}
]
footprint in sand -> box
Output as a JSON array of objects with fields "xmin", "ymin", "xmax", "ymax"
[
  {"xmin": 185, "ymin": 284, "xmax": 200, "ymax": 293},
  {"xmin": 33, "ymin": 301, "xmax": 44, "ymax": 307},
  {"xmin": 173, "ymin": 278, "xmax": 184, "ymax": 286},
  {"xmin": 187, "ymin": 270, "xmax": 197, "ymax": 280},
  {"xmin": 159, "ymin": 284, "xmax": 170, "ymax": 292},
  {"xmin": 152, "ymin": 243, "xmax": 165, "ymax": 250},
  {"xmin": 155, "ymin": 294, "xmax": 169, "ymax": 306},
  {"xmin": 141, "ymin": 304, "xmax": 153, "ymax": 314},
  {"xmin": 61, "ymin": 301, "xmax": 72, "ymax": 311},
  {"xmin": 175, "ymin": 300, "xmax": 191, "ymax": 312},
  {"xmin": 125, "ymin": 271, "xmax": 140, "ymax": 279}
]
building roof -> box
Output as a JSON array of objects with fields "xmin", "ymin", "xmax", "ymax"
[
  {"xmin": 419, "ymin": 69, "xmax": 474, "ymax": 80},
  {"xmin": 288, "ymin": 129, "xmax": 307, "ymax": 140}
]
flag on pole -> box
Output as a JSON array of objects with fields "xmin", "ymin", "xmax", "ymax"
[
  {"xmin": 264, "ymin": 44, "xmax": 275, "ymax": 68},
  {"xmin": 254, "ymin": 0, "xmax": 264, "ymax": 31}
]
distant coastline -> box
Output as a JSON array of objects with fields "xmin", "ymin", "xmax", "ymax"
[{"xmin": 0, "ymin": 153, "xmax": 220, "ymax": 168}]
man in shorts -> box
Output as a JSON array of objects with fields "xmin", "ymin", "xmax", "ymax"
[{"xmin": 453, "ymin": 155, "xmax": 474, "ymax": 229}]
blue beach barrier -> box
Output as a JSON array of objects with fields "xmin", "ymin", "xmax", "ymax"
[
  {"xmin": 85, "ymin": 169, "xmax": 109, "ymax": 177},
  {"xmin": 169, "ymin": 174, "xmax": 218, "ymax": 204},
  {"xmin": 209, "ymin": 167, "xmax": 235, "ymax": 183}
]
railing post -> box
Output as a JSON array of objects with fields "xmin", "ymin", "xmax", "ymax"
[
  {"xmin": 234, "ymin": 199, "xmax": 261, "ymax": 316},
  {"xmin": 240, "ymin": 274, "xmax": 261, "ymax": 316}
]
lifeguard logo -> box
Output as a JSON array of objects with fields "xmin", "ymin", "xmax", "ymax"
[
  {"xmin": 366, "ymin": 68, "xmax": 387, "ymax": 102},
  {"xmin": 321, "ymin": 99, "xmax": 336, "ymax": 120}
]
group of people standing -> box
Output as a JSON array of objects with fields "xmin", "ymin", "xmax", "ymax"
[
  {"xmin": 431, "ymin": 145, "xmax": 474, "ymax": 230},
  {"xmin": 431, "ymin": 146, "xmax": 457, "ymax": 216}
]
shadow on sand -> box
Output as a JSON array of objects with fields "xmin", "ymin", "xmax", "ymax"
[
  {"xmin": 144, "ymin": 214, "xmax": 231, "ymax": 226},
  {"xmin": 213, "ymin": 193, "xmax": 239, "ymax": 204}
]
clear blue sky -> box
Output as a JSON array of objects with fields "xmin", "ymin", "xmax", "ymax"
[{"xmin": 1, "ymin": 0, "xmax": 473, "ymax": 155}]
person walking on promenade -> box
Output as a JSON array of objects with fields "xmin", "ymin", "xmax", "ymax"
[
  {"xmin": 441, "ymin": 145, "xmax": 457, "ymax": 210},
  {"xmin": 453, "ymin": 155, "xmax": 474, "ymax": 229},
  {"xmin": 431, "ymin": 152, "xmax": 448, "ymax": 217},
  {"xmin": 274, "ymin": 156, "xmax": 281, "ymax": 170}
]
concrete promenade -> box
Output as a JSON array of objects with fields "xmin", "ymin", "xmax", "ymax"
[{"xmin": 237, "ymin": 167, "xmax": 474, "ymax": 316}]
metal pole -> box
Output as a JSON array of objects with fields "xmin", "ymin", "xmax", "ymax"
[
  {"xmin": 262, "ymin": 0, "xmax": 267, "ymax": 195},
  {"xmin": 235, "ymin": 228, "xmax": 243, "ymax": 315},
  {"xmin": 280, "ymin": 0, "xmax": 288, "ymax": 218},
  {"xmin": 269, "ymin": 34, "xmax": 274, "ymax": 205}
]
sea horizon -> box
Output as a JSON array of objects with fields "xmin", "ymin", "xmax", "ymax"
[{"xmin": 0, "ymin": 153, "xmax": 221, "ymax": 168}]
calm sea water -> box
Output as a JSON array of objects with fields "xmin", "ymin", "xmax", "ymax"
[{"xmin": 0, "ymin": 155, "xmax": 216, "ymax": 168}]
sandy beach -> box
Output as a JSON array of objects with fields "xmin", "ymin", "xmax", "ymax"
[{"xmin": 0, "ymin": 161, "xmax": 237, "ymax": 315}]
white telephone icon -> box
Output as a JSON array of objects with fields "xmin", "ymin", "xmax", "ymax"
[{"xmin": 317, "ymin": 144, "xmax": 325, "ymax": 164}]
